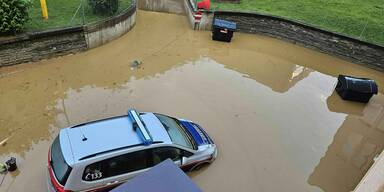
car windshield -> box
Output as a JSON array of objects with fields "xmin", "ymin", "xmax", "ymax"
[
  {"xmin": 155, "ymin": 114, "xmax": 195, "ymax": 149},
  {"xmin": 51, "ymin": 136, "xmax": 72, "ymax": 185}
]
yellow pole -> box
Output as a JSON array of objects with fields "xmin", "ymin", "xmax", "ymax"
[{"xmin": 40, "ymin": 0, "xmax": 49, "ymax": 20}]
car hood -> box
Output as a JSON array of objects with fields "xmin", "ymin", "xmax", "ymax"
[{"xmin": 179, "ymin": 120, "xmax": 213, "ymax": 146}]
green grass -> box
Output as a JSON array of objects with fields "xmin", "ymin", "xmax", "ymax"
[
  {"xmin": 212, "ymin": 0, "xmax": 384, "ymax": 45},
  {"xmin": 26, "ymin": 0, "xmax": 132, "ymax": 31}
]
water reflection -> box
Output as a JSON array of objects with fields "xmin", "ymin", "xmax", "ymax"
[
  {"xmin": 211, "ymin": 51, "xmax": 314, "ymax": 93},
  {"xmin": 308, "ymin": 94, "xmax": 384, "ymax": 192}
]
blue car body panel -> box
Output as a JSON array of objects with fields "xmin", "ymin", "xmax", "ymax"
[{"xmin": 179, "ymin": 121, "xmax": 212, "ymax": 146}]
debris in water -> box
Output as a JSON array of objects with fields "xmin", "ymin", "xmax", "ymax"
[
  {"xmin": 0, "ymin": 137, "xmax": 10, "ymax": 146},
  {"xmin": 335, "ymin": 75, "xmax": 378, "ymax": 103},
  {"xmin": 6, "ymin": 157, "xmax": 17, "ymax": 172},
  {"xmin": 130, "ymin": 59, "xmax": 143, "ymax": 70}
]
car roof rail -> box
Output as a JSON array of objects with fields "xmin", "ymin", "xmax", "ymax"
[
  {"xmin": 70, "ymin": 115, "xmax": 127, "ymax": 129},
  {"xmin": 78, "ymin": 141, "xmax": 163, "ymax": 161},
  {"xmin": 128, "ymin": 109, "xmax": 153, "ymax": 145}
]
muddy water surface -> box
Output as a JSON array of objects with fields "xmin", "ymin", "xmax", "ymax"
[{"xmin": 1, "ymin": 11, "xmax": 384, "ymax": 192}]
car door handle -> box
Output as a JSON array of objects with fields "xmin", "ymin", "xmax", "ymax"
[{"xmin": 106, "ymin": 180, "xmax": 119, "ymax": 186}]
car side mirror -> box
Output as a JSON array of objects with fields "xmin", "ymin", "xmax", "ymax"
[{"xmin": 181, "ymin": 156, "xmax": 188, "ymax": 165}]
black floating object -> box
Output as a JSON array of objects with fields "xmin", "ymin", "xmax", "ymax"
[
  {"xmin": 6, "ymin": 157, "xmax": 17, "ymax": 172},
  {"xmin": 335, "ymin": 75, "xmax": 378, "ymax": 103},
  {"xmin": 212, "ymin": 19, "xmax": 237, "ymax": 42}
]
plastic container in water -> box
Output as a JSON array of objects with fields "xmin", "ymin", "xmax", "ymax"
[
  {"xmin": 6, "ymin": 157, "xmax": 17, "ymax": 172},
  {"xmin": 212, "ymin": 19, "xmax": 237, "ymax": 42},
  {"xmin": 335, "ymin": 75, "xmax": 378, "ymax": 103}
]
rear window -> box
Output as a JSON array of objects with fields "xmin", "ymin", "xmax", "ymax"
[{"xmin": 51, "ymin": 136, "xmax": 72, "ymax": 185}]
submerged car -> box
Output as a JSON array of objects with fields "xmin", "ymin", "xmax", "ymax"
[{"xmin": 47, "ymin": 109, "xmax": 217, "ymax": 192}]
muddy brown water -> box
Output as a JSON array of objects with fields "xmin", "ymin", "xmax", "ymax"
[{"xmin": 1, "ymin": 10, "xmax": 384, "ymax": 192}]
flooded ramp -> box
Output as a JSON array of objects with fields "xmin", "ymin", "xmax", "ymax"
[{"xmin": 0, "ymin": 11, "xmax": 384, "ymax": 192}]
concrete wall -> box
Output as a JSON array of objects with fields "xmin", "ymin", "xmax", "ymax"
[
  {"xmin": 85, "ymin": 5, "xmax": 137, "ymax": 49},
  {"xmin": 183, "ymin": 0, "xmax": 195, "ymax": 29},
  {"xmin": 214, "ymin": 11, "xmax": 384, "ymax": 71},
  {"xmin": 0, "ymin": 27, "xmax": 87, "ymax": 67},
  {"xmin": 138, "ymin": 0, "xmax": 185, "ymax": 14}
]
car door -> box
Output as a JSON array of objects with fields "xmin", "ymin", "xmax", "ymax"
[
  {"xmin": 151, "ymin": 146, "xmax": 183, "ymax": 167},
  {"xmin": 81, "ymin": 149, "xmax": 153, "ymax": 191}
]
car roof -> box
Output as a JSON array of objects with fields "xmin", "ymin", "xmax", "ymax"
[{"xmin": 60, "ymin": 112, "xmax": 171, "ymax": 165}]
